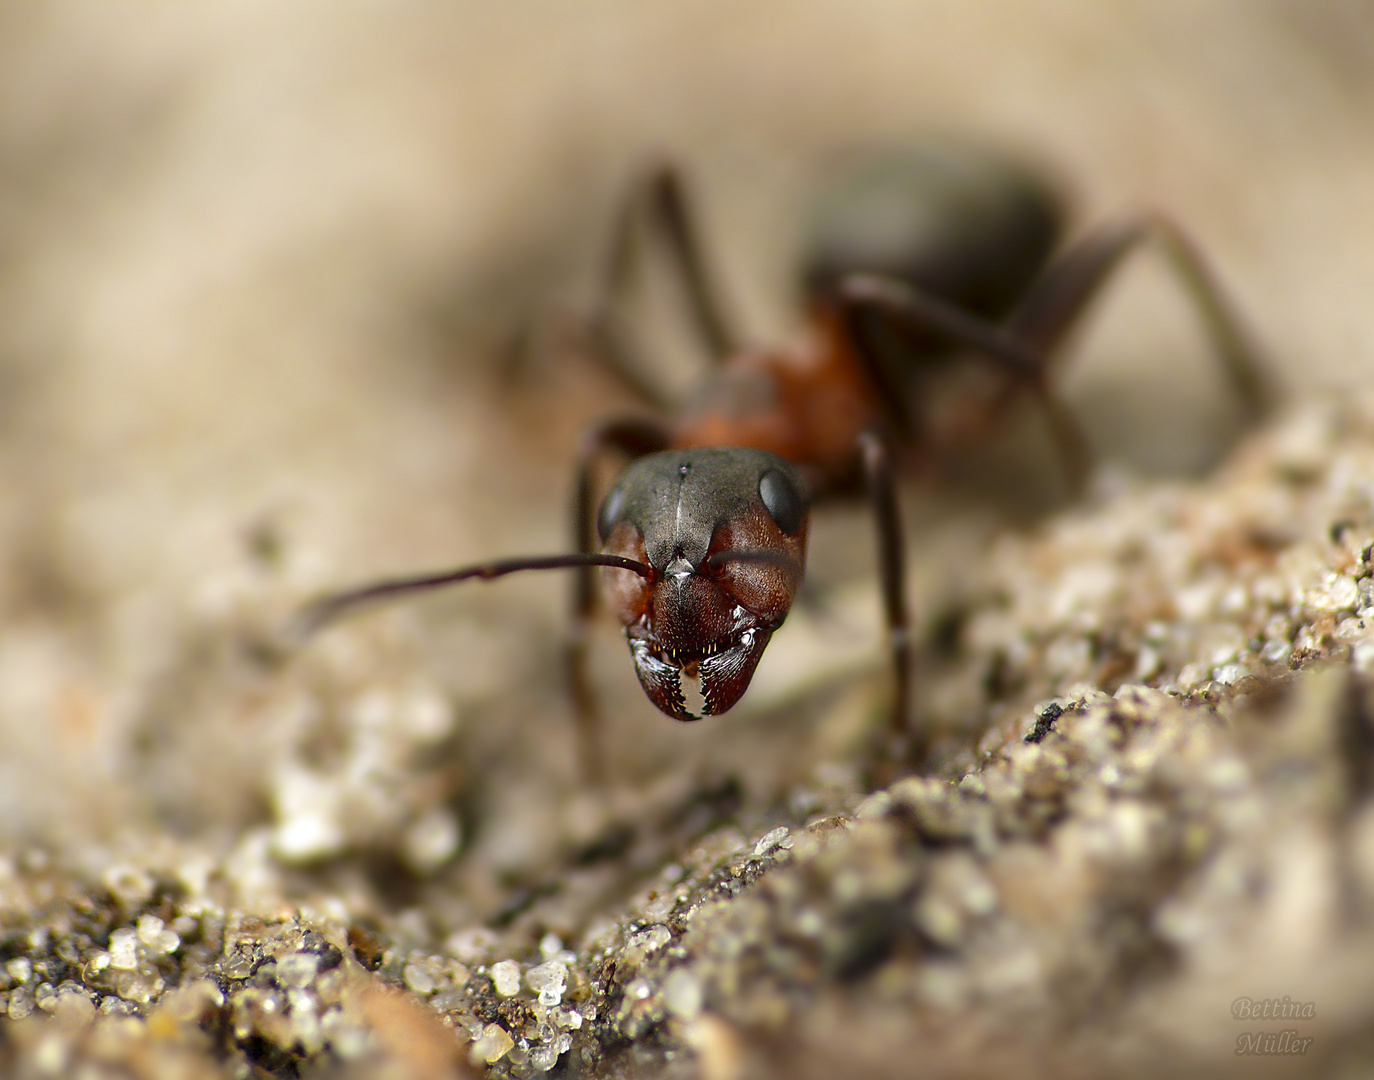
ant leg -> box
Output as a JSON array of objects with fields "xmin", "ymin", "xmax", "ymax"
[
  {"xmin": 627, "ymin": 160, "xmax": 738, "ymax": 361},
  {"xmin": 567, "ymin": 417, "xmax": 672, "ymax": 780},
  {"xmin": 857, "ymin": 428, "xmax": 915, "ymax": 760},
  {"xmin": 1007, "ymin": 215, "xmax": 1272, "ymax": 416},
  {"xmin": 837, "ymin": 276, "xmax": 1091, "ymax": 486},
  {"xmin": 575, "ymin": 161, "xmax": 740, "ymax": 409}
]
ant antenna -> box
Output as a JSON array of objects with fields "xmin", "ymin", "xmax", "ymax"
[{"xmin": 293, "ymin": 553, "xmax": 654, "ymax": 639}]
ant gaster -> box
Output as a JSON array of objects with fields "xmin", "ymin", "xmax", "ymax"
[{"xmin": 299, "ymin": 139, "xmax": 1269, "ymax": 775}]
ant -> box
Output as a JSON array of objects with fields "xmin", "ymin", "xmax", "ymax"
[{"xmin": 298, "ymin": 138, "xmax": 1270, "ymax": 777}]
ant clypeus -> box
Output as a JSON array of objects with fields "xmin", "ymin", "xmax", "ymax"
[{"xmin": 298, "ymin": 139, "xmax": 1269, "ymax": 777}]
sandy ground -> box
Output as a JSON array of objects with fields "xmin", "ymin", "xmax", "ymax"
[{"xmin": 1, "ymin": 2, "xmax": 1374, "ymax": 1077}]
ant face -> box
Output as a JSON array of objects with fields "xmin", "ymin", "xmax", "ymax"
[{"xmin": 597, "ymin": 448, "xmax": 809, "ymax": 720}]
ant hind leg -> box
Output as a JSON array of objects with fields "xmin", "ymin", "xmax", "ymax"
[
  {"xmin": 572, "ymin": 161, "xmax": 740, "ymax": 410},
  {"xmin": 1007, "ymin": 216, "xmax": 1273, "ymax": 417}
]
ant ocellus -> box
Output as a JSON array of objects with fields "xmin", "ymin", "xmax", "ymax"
[{"xmin": 298, "ymin": 139, "xmax": 1270, "ymax": 776}]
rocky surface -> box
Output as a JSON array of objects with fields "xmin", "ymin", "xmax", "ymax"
[{"xmin": 4, "ymin": 399, "xmax": 1374, "ymax": 1078}]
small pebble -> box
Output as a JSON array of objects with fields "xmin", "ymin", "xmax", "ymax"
[
  {"xmin": 470, "ymin": 1023, "xmax": 515, "ymax": 1065},
  {"xmin": 626, "ymin": 925, "xmax": 672, "ymax": 955},
  {"xmin": 107, "ymin": 930, "xmax": 138, "ymax": 972},
  {"xmin": 526, "ymin": 960, "xmax": 567, "ymax": 1006},
  {"xmin": 539, "ymin": 934, "xmax": 563, "ymax": 959},
  {"xmin": 276, "ymin": 952, "xmax": 319, "ymax": 990},
  {"xmin": 402, "ymin": 961, "xmax": 436, "ymax": 995},
  {"xmin": 491, "ymin": 960, "xmax": 521, "ymax": 997},
  {"xmin": 662, "ymin": 968, "xmax": 703, "ymax": 1020}
]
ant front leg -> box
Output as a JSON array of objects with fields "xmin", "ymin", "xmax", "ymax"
[
  {"xmin": 576, "ymin": 160, "xmax": 740, "ymax": 409},
  {"xmin": 857, "ymin": 428, "xmax": 916, "ymax": 763},
  {"xmin": 566, "ymin": 417, "xmax": 671, "ymax": 780}
]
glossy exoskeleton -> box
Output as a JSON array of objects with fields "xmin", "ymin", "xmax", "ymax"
[{"xmin": 299, "ymin": 139, "xmax": 1269, "ymax": 774}]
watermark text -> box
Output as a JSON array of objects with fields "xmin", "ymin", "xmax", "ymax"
[
  {"xmin": 1235, "ymin": 1030, "xmax": 1313, "ymax": 1056},
  {"xmin": 1231, "ymin": 996, "xmax": 1315, "ymax": 1021}
]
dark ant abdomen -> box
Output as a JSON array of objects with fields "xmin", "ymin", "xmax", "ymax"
[{"xmin": 801, "ymin": 140, "xmax": 1064, "ymax": 352}]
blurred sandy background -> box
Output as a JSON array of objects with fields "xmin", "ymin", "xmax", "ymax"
[{"xmin": 0, "ymin": 0, "xmax": 1372, "ymax": 875}]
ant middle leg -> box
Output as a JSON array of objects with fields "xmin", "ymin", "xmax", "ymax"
[{"xmin": 857, "ymin": 428, "xmax": 916, "ymax": 762}]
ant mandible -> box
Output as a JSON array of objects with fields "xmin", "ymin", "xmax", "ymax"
[{"xmin": 298, "ymin": 139, "xmax": 1270, "ymax": 776}]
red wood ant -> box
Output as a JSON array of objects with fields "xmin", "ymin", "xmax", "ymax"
[{"xmin": 298, "ymin": 139, "xmax": 1269, "ymax": 775}]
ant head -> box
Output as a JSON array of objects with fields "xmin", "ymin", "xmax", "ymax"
[
  {"xmin": 798, "ymin": 139, "xmax": 1064, "ymax": 328},
  {"xmin": 597, "ymin": 447, "xmax": 809, "ymax": 721}
]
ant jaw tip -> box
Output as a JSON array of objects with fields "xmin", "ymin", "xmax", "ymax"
[
  {"xmin": 629, "ymin": 638, "xmax": 695, "ymax": 721},
  {"xmin": 628, "ymin": 625, "xmax": 775, "ymax": 722}
]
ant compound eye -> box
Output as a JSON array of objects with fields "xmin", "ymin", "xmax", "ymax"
[
  {"xmin": 597, "ymin": 485, "xmax": 626, "ymax": 542},
  {"xmin": 758, "ymin": 468, "xmax": 806, "ymax": 535}
]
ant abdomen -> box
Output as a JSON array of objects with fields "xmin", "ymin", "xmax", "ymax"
[{"xmin": 800, "ymin": 140, "xmax": 1064, "ymax": 336}]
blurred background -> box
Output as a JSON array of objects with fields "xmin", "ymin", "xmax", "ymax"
[{"xmin": 0, "ymin": 0, "xmax": 1371, "ymax": 896}]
